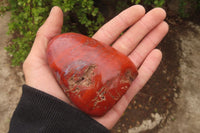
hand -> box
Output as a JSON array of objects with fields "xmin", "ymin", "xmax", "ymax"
[{"xmin": 23, "ymin": 5, "xmax": 168, "ymax": 129}]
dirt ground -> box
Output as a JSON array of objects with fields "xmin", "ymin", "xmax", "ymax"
[
  {"xmin": 112, "ymin": 19, "xmax": 200, "ymax": 133},
  {"xmin": 0, "ymin": 11, "xmax": 200, "ymax": 133},
  {"xmin": 0, "ymin": 12, "xmax": 25, "ymax": 133},
  {"xmin": 158, "ymin": 22, "xmax": 200, "ymax": 133}
]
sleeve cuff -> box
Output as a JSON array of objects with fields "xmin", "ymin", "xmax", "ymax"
[{"xmin": 9, "ymin": 85, "xmax": 110, "ymax": 133}]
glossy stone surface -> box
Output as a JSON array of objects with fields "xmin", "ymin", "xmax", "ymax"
[{"xmin": 47, "ymin": 33, "xmax": 138, "ymax": 116}]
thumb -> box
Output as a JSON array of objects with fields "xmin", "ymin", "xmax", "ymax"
[
  {"xmin": 37, "ymin": 6, "xmax": 64, "ymax": 41},
  {"xmin": 28, "ymin": 6, "xmax": 63, "ymax": 60}
]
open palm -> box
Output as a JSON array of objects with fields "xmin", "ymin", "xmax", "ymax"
[{"xmin": 23, "ymin": 6, "xmax": 168, "ymax": 129}]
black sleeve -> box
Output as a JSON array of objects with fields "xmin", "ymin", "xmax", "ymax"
[{"xmin": 9, "ymin": 85, "xmax": 110, "ymax": 133}]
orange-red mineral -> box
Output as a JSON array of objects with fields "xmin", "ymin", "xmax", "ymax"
[{"xmin": 47, "ymin": 33, "xmax": 138, "ymax": 116}]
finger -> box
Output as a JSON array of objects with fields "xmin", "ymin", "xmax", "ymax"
[
  {"xmin": 129, "ymin": 21, "xmax": 169, "ymax": 68},
  {"xmin": 23, "ymin": 7, "xmax": 69, "ymax": 103},
  {"xmin": 28, "ymin": 6, "xmax": 63, "ymax": 59},
  {"xmin": 92, "ymin": 5, "xmax": 145, "ymax": 45},
  {"xmin": 36, "ymin": 6, "xmax": 63, "ymax": 41},
  {"xmin": 112, "ymin": 8, "xmax": 166, "ymax": 55},
  {"xmin": 125, "ymin": 49, "xmax": 162, "ymax": 102},
  {"xmin": 96, "ymin": 49, "xmax": 162, "ymax": 129}
]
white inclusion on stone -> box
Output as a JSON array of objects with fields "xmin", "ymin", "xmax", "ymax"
[
  {"xmin": 56, "ymin": 71, "xmax": 61, "ymax": 82},
  {"xmin": 64, "ymin": 60, "xmax": 88, "ymax": 76}
]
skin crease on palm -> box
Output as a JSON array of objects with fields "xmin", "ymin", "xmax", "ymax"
[{"xmin": 23, "ymin": 5, "xmax": 168, "ymax": 129}]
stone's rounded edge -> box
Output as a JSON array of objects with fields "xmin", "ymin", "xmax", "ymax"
[{"xmin": 47, "ymin": 32, "xmax": 138, "ymax": 116}]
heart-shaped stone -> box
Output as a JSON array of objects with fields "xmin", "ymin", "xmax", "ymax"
[{"xmin": 47, "ymin": 33, "xmax": 138, "ymax": 116}]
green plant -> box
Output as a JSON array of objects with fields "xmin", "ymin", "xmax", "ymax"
[
  {"xmin": 52, "ymin": 0, "xmax": 104, "ymax": 36},
  {"xmin": 116, "ymin": 0, "xmax": 165, "ymax": 14},
  {"xmin": 178, "ymin": 0, "xmax": 200, "ymax": 18},
  {"xmin": 179, "ymin": 0, "xmax": 188, "ymax": 18},
  {"xmin": 153, "ymin": 0, "xmax": 165, "ymax": 7},
  {"xmin": 0, "ymin": 0, "xmax": 10, "ymax": 13},
  {"xmin": 131, "ymin": 0, "xmax": 165, "ymax": 7},
  {"xmin": 1, "ymin": 0, "xmax": 105, "ymax": 66}
]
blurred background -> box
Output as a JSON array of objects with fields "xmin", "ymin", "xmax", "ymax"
[{"xmin": 0, "ymin": 0, "xmax": 199, "ymax": 133}]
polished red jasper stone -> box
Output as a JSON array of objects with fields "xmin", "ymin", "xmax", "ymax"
[{"xmin": 47, "ymin": 33, "xmax": 138, "ymax": 116}]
